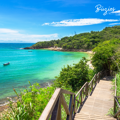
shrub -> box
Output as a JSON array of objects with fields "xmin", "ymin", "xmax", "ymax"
[
  {"xmin": 1, "ymin": 82, "xmax": 55, "ymax": 120},
  {"xmin": 53, "ymin": 57, "xmax": 90, "ymax": 91}
]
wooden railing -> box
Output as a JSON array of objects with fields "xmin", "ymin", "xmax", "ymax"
[
  {"xmin": 113, "ymin": 73, "xmax": 120, "ymax": 118},
  {"xmin": 39, "ymin": 88, "xmax": 75, "ymax": 120},
  {"xmin": 39, "ymin": 71, "xmax": 105, "ymax": 120}
]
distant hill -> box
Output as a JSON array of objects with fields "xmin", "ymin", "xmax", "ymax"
[{"xmin": 26, "ymin": 25, "xmax": 120, "ymax": 50}]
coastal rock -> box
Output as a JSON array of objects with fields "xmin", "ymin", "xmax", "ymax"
[{"xmin": 24, "ymin": 47, "xmax": 32, "ymax": 49}]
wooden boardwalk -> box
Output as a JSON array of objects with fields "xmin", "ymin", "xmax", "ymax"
[{"xmin": 74, "ymin": 76, "xmax": 116, "ymax": 120}]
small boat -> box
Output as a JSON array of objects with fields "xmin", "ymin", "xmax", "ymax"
[
  {"xmin": 28, "ymin": 51, "xmax": 32, "ymax": 52},
  {"xmin": 3, "ymin": 62, "xmax": 10, "ymax": 66}
]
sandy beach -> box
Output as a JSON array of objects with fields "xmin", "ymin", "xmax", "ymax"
[{"xmin": 46, "ymin": 47, "xmax": 94, "ymax": 69}]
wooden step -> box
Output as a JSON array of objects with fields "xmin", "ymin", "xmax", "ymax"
[
  {"xmin": 74, "ymin": 113, "xmax": 116, "ymax": 120},
  {"xmin": 74, "ymin": 76, "xmax": 115, "ymax": 119},
  {"xmin": 80, "ymin": 96, "xmax": 113, "ymax": 115}
]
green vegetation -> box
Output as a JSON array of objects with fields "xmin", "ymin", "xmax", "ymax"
[
  {"xmin": 92, "ymin": 39, "xmax": 120, "ymax": 72},
  {"xmin": 54, "ymin": 57, "xmax": 94, "ymax": 91},
  {"xmin": 1, "ymin": 25, "xmax": 120, "ymax": 120},
  {"xmin": 1, "ymin": 83, "xmax": 55, "ymax": 120},
  {"xmin": 109, "ymin": 72, "xmax": 120, "ymax": 117},
  {"xmin": 0, "ymin": 58, "xmax": 94, "ymax": 120},
  {"xmin": 116, "ymin": 73, "xmax": 120, "ymax": 96},
  {"xmin": 29, "ymin": 26, "xmax": 120, "ymax": 50}
]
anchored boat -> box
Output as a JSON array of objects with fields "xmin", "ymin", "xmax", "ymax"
[{"xmin": 3, "ymin": 62, "xmax": 10, "ymax": 66}]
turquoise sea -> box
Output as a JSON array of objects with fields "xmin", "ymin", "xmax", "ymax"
[{"xmin": 0, "ymin": 43, "xmax": 89, "ymax": 101}]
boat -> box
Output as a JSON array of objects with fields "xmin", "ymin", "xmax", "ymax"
[{"xmin": 3, "ymin": 62, "xmax": 10, "ymax": 66}]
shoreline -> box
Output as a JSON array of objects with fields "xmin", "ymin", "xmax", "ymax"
[
  {"xmin": 0, "ymin": 48, "xmax": 93, "ymax": 112},
  {"xmin": 24, "ymin": 46, "xmax": 93, "ymax": 53},
  {"xmin": 0, "ymin": 80, "xmax": 53, "ymax": 112}
]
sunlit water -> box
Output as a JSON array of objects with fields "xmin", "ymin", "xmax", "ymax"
[{"xmin": 0, "ymin": 43, "xmax": 89, "ymax": 100}]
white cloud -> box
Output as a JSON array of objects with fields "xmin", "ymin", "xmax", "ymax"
[
  {"xmin": 111, "ymin": 10, "xmax": 120, "ymax": 16},
  {"xmin": 42, "ymin": 23, "xmax": 50, "ymax": 26},
  {"xmin": 109, "ymin": 22, "xmax": 120, "ymax": 25},
  {"xmin": 0, "ymin": 28, "xmax": 18, "ymax": 33},
  {"xmin": 112, "ymin": 10, "xmax": 120, "ymax": 13},
  {"xmin": 0, "ymin": 28, "xmax": 58, "ymax": 43},
  {"xmin": 42, "ymin": 18, "xmax": 118, "ymax": 26}
]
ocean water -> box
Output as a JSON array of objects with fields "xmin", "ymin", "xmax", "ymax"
[{"xmin": 0, "ymin": 43, "xmax": 89, "ymax": 100}]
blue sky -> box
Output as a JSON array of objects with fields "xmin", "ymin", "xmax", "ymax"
[{"xmin": 0, "ymin": 0, "xmax": 120, "ymax": 43}]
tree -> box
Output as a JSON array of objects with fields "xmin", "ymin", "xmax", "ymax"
[
  {"xmin": 91, "ymin": 40, "xmax": 120, "ymax": 72},
  {"xmin": 53, "ymin": 57, "xmax": 89, "ymax": 91}
]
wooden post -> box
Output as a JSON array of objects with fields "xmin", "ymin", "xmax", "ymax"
[
  {"xmin": 56, "ymin": 96, "xmax": 61, "ymax": 120},
  {"xmin": 77, "ymin": 92, "xmax": 81, "ymax": 110},
  {"xmin": 73, "ymin": 95, "xmax": 75, "ymax": 114},
  {"xmin": 98, "ymin": 72, "xmax": 100, "ymax": 82},
  {"xmin": 66, "ymin": 95, "xmax": 72, "ymax": 120},
  {"xmin": 91, "ymin": 81, "xmax": 93, "ymax": 91},
  {"xmin": 85, "ymin": 82, "xmax": 88, "ymax": 97},
  {"xmin": 80, "ymin": 90, "xmax": 82, "ymax": 105},
  {"xmin": 114, "ymin": 97, "xmax": 116, "ymax": 114},
  {"xmin": 51, "ymin": 98, "xmax": 60, "ymax": 120},
  {"xmin": 61, "ymin": 94, "xmax": 70, "ymax": 116},
  {"xmin": 72, "ymin": 95, "xmax": 75, "ymax": 119},
  {"xmin": 95, "ymin": 74, "xmax": 97, "ymax": 84}
]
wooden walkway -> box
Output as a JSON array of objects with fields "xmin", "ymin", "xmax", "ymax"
[{"xmin": 74, "ymin": 76, "xmax": 116, "ymax": 120}]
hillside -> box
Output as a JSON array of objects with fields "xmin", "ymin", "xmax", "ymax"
[{"xmin": 25, "ymin": 25, "xmax": 120, "ymax": 50}]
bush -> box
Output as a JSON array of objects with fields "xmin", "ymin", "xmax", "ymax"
[
  {"xmin": 92, "ymin": 40, "xmax": 120, "ymax": 72},
  {"xmin": 53, "ymin": 57, "xmax": 90, "ymax": 91},
  {"xmin": 1, "ymin": 82, "xmax": 55, "ymax": 120}
]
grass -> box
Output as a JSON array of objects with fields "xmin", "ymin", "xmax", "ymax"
[{"xmin": 108, "ymin": 72, "xmax": 120, "ymax": 117}]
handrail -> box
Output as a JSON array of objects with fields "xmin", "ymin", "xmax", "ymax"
[
  {"xmin": 39, "ymin": 71, "xmax": 105, "ymax": 120},
  {"xmin": 39, "ymin": 88, "xmax": 75, "ymax": 120},
  {"xmin": 88, "ymin": 72, "xmax": 101, "ymax": 95},
  {"xmin": 39, "ymin": 88, "xmax": 62, "ymax": 120},
  {"xmin": 114, "ymin": 96, "xmax": 120, "ymax": 118},
  {"xmin": 113, "ymin": 73, "xmax": 120, "ymax": 118}
]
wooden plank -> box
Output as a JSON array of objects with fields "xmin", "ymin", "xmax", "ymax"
[
  {"xmin": 69, "ymin": 95, "xmax": 73, "ymax": 120},
  {"xmin": 61, "ymin": 89, "xmax": 75, "ymax": 95},
  {"xmin": 114, "ymin": 110, "xmax": 120, "ymax": 118},
  {"xmin": 51, "ymin": 98, "xmax": 59, "ymax": 120},
  {"xmin": 61, "ymin": 94, "xmax": 70, "ymax": 115},
  {"xmin": 88, "ymin": 74, "xmax": 96, "ymax": 85},
  {"xmin": 75, "ymin": 98, "xmax": 80, "ymax": 104},
  {"xmin": 75, "ymin": 82, "xmax": 88, "ymax": 97},
  {"xmin": 39, "ymin": 88, "xmax": 61, "ymax": 120},
  {"xmin": 56, "ymin": 96, "xmax": 61, "ymax": 120}
]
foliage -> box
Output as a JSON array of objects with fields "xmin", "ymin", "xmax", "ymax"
[
  {"xmin": 1, "ymin": 83, "xmax": 55, "ymax": 120},
  {"xmin": 91, "ymin": 40, "xmax": 120, "ymax": 72},
  {"xmin": 3, "ymin": 26, "xmax": 120, "ymax": 119},
  {"xmin": 0, "ymin": 57, "xmax": 95, "ymax": 120},
  {"xmin": 116, "ymin": 73, "xmax": 120, "ymax": 96},
  {"xmin": 115, "ymin": 73, "xmax": 120, "ymax": 119},
  {"xmin": 29, "ymin": 26, "xmax": 120, "ymax": 50},
  {"xmin": 53, "ymin": 57, "xmax": 93, "ymax": 91},
  {"xmin": 109, "ymin": 72, "xmax": 120, "ymax": 117}
]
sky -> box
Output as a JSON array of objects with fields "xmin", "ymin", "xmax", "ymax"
[{"xmin": 0, "ymin": 0, "xmax": 120, "ymax": 43}]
